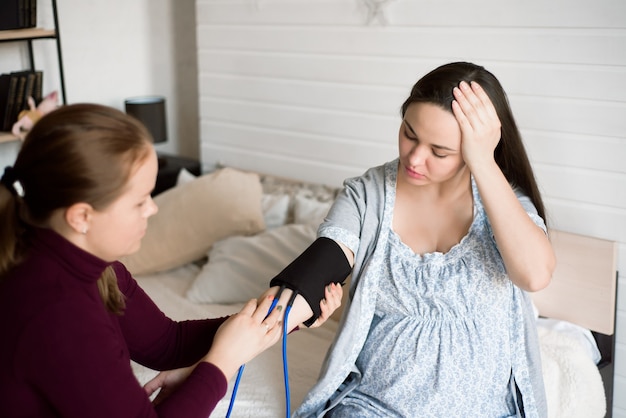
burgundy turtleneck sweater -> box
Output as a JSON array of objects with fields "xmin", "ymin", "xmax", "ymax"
[{"xmin": 0, "ymin": 228, "xmax": 229, "ymax": 417}]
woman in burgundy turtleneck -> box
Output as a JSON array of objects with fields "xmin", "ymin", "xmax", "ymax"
[{"xmin": 0, "ymin": 104, "xmax": 341, "ymax": 417}]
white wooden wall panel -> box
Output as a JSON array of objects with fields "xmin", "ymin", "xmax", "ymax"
[
  {"xmin": 196, "ymin": 1, "xmax": 626, "ymax": 414},
  {"xmin": 198, "ymin": 27, "xmax": 626, "ymax": 68},
  {"xmin": 199, "ymin": 74, "xmax": 406, "ymax": 115},
  {"xmin": 197, "ymin": 51, "xmax": 437, "ymax": 90},
  {"xmin": 198, "ymin": 0, "xmax": 626, "ymax": 28},
  {"xmin": 512, "ymin": 99, "xmax": 625, "ymax": 138},
  {"xmin": 200, "ymin": 98, "xmax": 398, "ymax": 141},
  {"xmin": 524, "ymin": 131, "xmax": 626, "ymax": 174},
  {"xmin": 199, "ymin": 119, "xmax": 396, "ymax": 168},
  {"xmin": 545, "ymin": 200, "xmax": 626, "ymax": 240},
  {"xmin": 198, "ymin": 51, "xmax": 626, "ymax": 104},
  {"xmin": 536, "ymin": 166, "xmax": 626, "ymax": 210},
  {"xmin": 617, "ymin": 376, "xmax": 626, "ymax": 411}
]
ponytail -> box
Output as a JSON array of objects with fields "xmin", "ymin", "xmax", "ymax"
[
  {"xmin": 0, "ymin": 166, "xmax": 27, "ymax": 278},
  {"xmin": 0, "ymin": 103, "xmax": 153, "ymax": 314}
]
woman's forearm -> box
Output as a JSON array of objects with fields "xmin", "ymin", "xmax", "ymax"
[{"xmin": 472, "ymin": 161, "xmax": 555, "ymax": 291}]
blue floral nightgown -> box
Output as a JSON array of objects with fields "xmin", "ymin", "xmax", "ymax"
[{"xmin": 329, "ymin": 164, "xmax": 518, "ymax": 417}]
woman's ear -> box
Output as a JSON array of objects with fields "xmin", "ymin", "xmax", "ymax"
[{"xmin": 65, "ymin": 202, "xmax": 93, "ymax": 235}]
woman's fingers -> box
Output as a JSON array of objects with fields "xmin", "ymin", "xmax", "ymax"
[
  {"xmin": 237, "ymin": 298, "xmax": 259, "ymax": 318},
  {"xmin": 309, "ymin": 283, "xmax": 344, "ymax": 328},
  {"xmin": 452, "ymin": 81, "xmax": 502, "ymax": 168},
  {"xmin": 228, "ymin": 297, "xmax": 279, "ymax": 338},
  {"xmin": 453, "ymin": 81, "xmax": 497, "ymax": 129},
  {"xmin": 325, "ymin": 282, "xmax": 343, "ymax": 311},
  {"xmin": 260, "ymin": 295, "xmax": 283, "ymax": 333}
]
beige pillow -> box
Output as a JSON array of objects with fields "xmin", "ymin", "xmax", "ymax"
[{"xmin": 121, "ymin": 167, "xmax": 265, "ymax": 275}]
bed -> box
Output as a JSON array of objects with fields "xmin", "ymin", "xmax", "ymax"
[{"xmin": 123, "ymin": 166, "xmax": 618, "ymax": 418}]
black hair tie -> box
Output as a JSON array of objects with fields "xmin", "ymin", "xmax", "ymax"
[{"xmin": 1, "ymin": 166, "xmax": 20, "ymax": 196}]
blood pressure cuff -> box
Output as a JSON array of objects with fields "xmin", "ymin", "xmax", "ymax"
[{"xmin": 269, "ymin": 237, "xmax": 351, "ymax": 327}]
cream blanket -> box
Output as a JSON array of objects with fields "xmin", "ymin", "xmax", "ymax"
[{"xmin": 538, "ymin": 324, "xmax": 606, "ymax": 418}]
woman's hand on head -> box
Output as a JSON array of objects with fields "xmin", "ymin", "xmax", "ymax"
[
  {"xmin": 451, "ymin": 81, "xmax": 502, "ymax": 170},
  {"xmin": 202, "ymin": 296, "xmax": 282, "ymax": 380}
]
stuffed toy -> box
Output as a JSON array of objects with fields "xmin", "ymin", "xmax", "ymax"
[{"xmin": 11, "ymin": 91, "xmax": 59, "ymax": 140}]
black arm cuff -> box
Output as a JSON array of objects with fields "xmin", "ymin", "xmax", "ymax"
[{"xmin": 269, "ymin": 237, "xmax": 351, "ymax": 327}]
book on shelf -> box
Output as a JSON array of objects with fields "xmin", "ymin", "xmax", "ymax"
[
  {"xmin": 32, "ymin": 70, "xmax": 43, "ymax": 104},
  {"xmin": 0, "ymin": 75, "xmax": 12, "ymax": 131},
  {"xmin": 11, "ymin": 71, "xmax": 28, "ymax": 129},
  {"xmin": 0, "ymin": 74, "xmax": 19, "ymax": 132},
  {"xmin": 29, "ymin": 0, "xmax": 37, "ymax": 29},
  {"xmin": 0, "ymin": 0, "xmax": 37, "ymax": 31},
  {"xmin": 22, "ymin": 71, "xmax": 36, "ymax": 108},
  {"xmin": 0, "ymin": 70, "xmax": 43, "ymax": 132}
]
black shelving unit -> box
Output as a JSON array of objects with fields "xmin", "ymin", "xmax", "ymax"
[{"xmin": 0, "ymin": 0, "xmax": 65, "ymax": 143}]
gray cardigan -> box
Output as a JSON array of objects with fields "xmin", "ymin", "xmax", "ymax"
[{"xmin": 294, "ymin": 160, "xmax": 548, "ymax": 418}]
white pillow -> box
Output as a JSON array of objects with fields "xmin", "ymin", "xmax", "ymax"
[
  {"xmin": 261, "ymin": 194, "xmax": 290, "ymax": 229},
  {"xmin": 186, "ymin": 223, "xmax": 318, "ymax": 304},
  {"xmin": 177, "ymin": 167, "xmax": 197, "ymax": 185},
  {"xmin": 293, "ymin": 195, "xmax": 333, "ymax": 227}
]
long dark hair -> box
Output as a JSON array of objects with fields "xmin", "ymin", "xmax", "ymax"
[
  {"xmin": 0, "ymin": 103, "xmax": 153, "ymax": 313},
  {"xmin": 401, "ymin": 62, "xmax": 547, "ymax": 222}
]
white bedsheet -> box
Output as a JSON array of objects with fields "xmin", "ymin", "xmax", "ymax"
[
  {"xmin": 133, "ymin": 265, "xmax": 337, "ymax": 417},
  {"xmin": 133, "ymin": 265, "xmax": 606, "ymax": 418}
]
